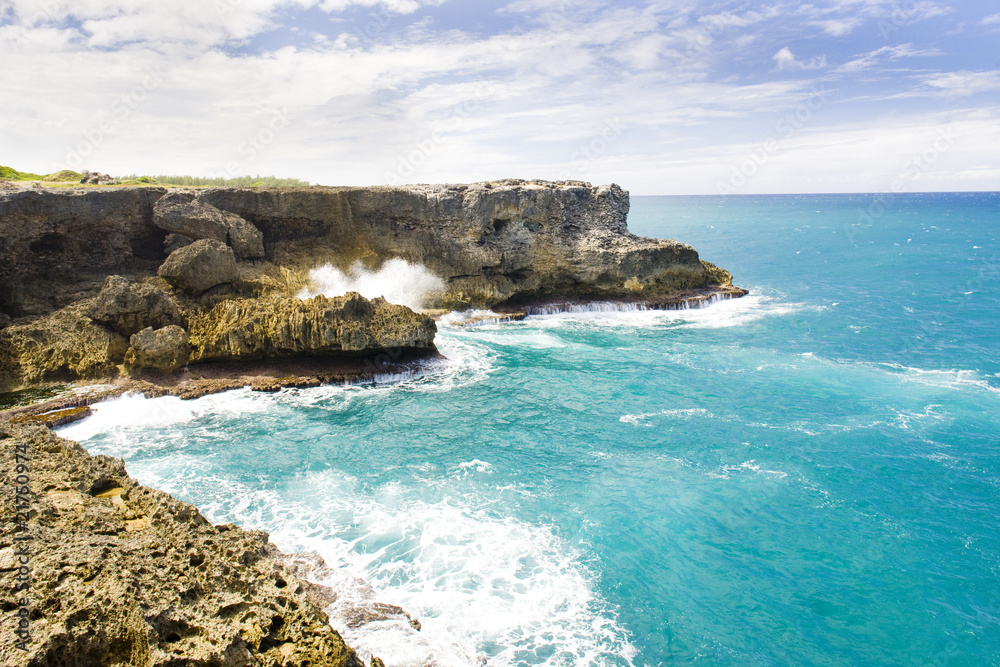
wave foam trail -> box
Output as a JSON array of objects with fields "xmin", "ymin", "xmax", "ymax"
[
  {"xmin": 298, "ymin": 258, "xmax": 445, "ymax": 311},
  {"xmin": 56, "ymin": 389, "xmax": 272, "ymax": 444},
  {"xmin": 142, "ymin": 469, "xmax": 636, "ymax": 667}
]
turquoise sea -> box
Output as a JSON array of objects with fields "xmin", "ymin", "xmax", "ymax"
[{"xmin": 61, "ymin": 193, "xmax": 1000, "ymax": 666}]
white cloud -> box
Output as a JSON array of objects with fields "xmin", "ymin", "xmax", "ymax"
[
  {"xmin": 1, "ymin": 0, "xmax": 997, "ymax": 195},
  {"xmin": 981, "ymin": 13, "xmax": 1000, "ymax": 26},
  {"xmin": 835, "ymin": 44, "xmax": 939, "ymax": 73},
  {"xmin": 773, "ymin": 47, "xmax": 827, "ymax": 71},
  {"xmin": 811, "ymin": 17, "xmax": 863, "ymax": 37},
  {"xmin": 923, "ymin": 70, "xmax": 1000, "ymax": 96}
]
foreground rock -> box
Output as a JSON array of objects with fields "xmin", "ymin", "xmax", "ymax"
[{"xmin": 0, "ymin": 422, "xmax": 373, "ymax": 666}]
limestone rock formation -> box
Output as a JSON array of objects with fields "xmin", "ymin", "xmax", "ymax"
[
  {"xmin": 154, "ymin": 191, "xmax": 265, "ymax": 260},
  {"xmin": 125, "ymin": 325, "xmax": 190, "ymax": 372},
  {"xmin": 0, "ymin": 302, "xmax": 128, "ymax": 391},
  {"xmin": 0, "ymin": 187, "xmax": 167, "ymax": 319},
  {"xmin": 0, "ymin": 422, "xmax": 370, "ymax": 667},
  {"xmin": 89, "ymin": 275, "xmax": 184, "ymax": 337},
  {"xmin": 187, "ymin": 293, "xmax": 436, "ymax": 363},
  {"xmin": 199, "ymin": 180, "xmax": 736, "ymax": 308},
  {"xmin": 152, "ymin": 192, "xmax": 229, "ymax": 242},
  {"xmin": 158, "ymin": 239, "xmax": 238, "ymax": 294},
  {"xmin": 163, "ymin": 233, "xmax": 194, "ymax": 255},
  {"xmin": 227, "ymin": 216, "xmax": 266, "ymax": 260},
  {"xmin": 0, "ymin": 181, "xmax": 742, "ymax": 320}
]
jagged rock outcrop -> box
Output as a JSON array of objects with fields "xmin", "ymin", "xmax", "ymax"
[
  {"xmin": 0, "ymin": 422, "xmax": 372, "ymax": 666},
  {"xmin": 0, "ymin": 302, "xmax": 128, "ymax": 391},
  {"xmin": 199, "ymin": 179, "xmax": 735, "ymax": 308},
  {"xmin": 89, "ymin": 276, "xmax": 184, "ymax": 337},
  {"xmin": 157, "ymin": 240, "xmax": 239, "ymax": 294},
  {"xmin": 0, "ymin": 290, "xmax": 436, "ymax": 392},
  {"xmin": 186, "ymin": 293, "xmax": 436, "ymax": 363},
  {"xmin": 154, "ymin": 192, "xmax": 265, "ymax": 260},
  {"xmin": 125, "ymin": 325, "xmax": 190, "ymax": 372}
]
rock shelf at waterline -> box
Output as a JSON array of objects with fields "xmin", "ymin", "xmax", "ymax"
[{"xmin": 0, "ymin": 179, "xmax": 743, "ymax": 394}]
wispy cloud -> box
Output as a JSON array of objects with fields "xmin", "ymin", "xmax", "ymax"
[
  {"xmin": 835, "ymin": 44, "xmax": 940, "ymax": 73},
  {"xmin": 922, "ymin": 71, "xmax": 1000, "ymax": 96},
  {"xmin": 0, "ymin": 0, "xmax": 997, "ymax": 193},
  {"xmin": 773, "ymin": 47, "xmax": 827, "ymax": 71}
]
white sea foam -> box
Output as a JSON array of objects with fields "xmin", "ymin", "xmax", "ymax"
[
  {"xmin": 128, "ymin": 467, "xmax": 636, "ymax": 667},
  {"xmin": 519, "ymin": 288, "xmax": 806, "ymax": 330},
  {"xmin": 298, "ymin": 258, "xmax": 445, "ymax": 311},
  {"xmin": 57, "ymin": 387, "xmax": 275, "ymax": 438}
]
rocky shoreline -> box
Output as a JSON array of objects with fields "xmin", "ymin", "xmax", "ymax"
[
  {"xmin": 0, "ymin": 179, "xmax": 746, "ymax": 664},
  {"xmin": 0, "ymin": 421, "xmax": 398, "ymax": 666}
]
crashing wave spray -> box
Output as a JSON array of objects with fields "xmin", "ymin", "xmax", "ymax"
[{"xmin": 298, "ymin": 258, "xmax": 445, "ymax": 311}]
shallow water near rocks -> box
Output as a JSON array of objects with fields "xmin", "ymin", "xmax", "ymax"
[{"xmin": 62, "ymin": 193, "xmax": 1000, "ymax": 666}]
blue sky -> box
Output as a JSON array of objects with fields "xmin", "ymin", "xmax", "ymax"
[{"xmin": 2, "ymin": 0, "xmax": 998, "ymax": 194}]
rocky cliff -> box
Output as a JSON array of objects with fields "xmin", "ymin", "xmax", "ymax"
[
  {"xmin": 0, "ymin": 180, "xmax": 737, "ymax": 320},
  {"xmin": 0, "ymin": 180, "xmax": 742, "ymax": 392},
  {"xmin": 0, "ymin": 421, "xmax": 385, "ymax": 667}
]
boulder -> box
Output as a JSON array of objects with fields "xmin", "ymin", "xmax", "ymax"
[
  {"xmin": 79, "ymin": 170, "xmax": 119, "ymax": 185},
  {"xmin": 89, "ymin": 275, "xmax": 184, "ymax": 336},
  {"xmin": 158, "ymin": 239, "xmax": 238, "ymax": 294},
  {"xmin": 125, "ymin": 325, "xmax": 190, "ymax": 372},
  {"xmin": 153, "ymin": 192, "xmax": 265, "ymax": 259},
  {"xmin": 227, "ymin": 215, "xmax": 265, "ymax": 260},
  {"xmin": 153, "ymin": 192, "xmax": 229, "ymax": 242}
]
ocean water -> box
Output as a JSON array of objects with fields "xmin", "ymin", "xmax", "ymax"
[{"xmin": 61, "ymin": 193, "xmax": 1000, "ymax": 666}]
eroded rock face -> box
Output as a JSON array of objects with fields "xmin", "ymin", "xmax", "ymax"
[
  {"xmin": 0, "ymin": 422, "xmax": 369, "ymax": 667},
  {"xmin": 199, "ymin": 180, "xmax": 734, "ymax": 308},
  {"xmin": 125, "ymin": 325, "xmax": 190, "ymax": 372},
  {"xmin": 89, "ymin": 275, "xmax": 184, "ymax": 337},
  {"xmin": 187, "ymin": 293, "xmax": 436, "ymax": 363},
  {"xmin": 0, "ymin": 302, "xmax": 128, "ymax": 391},
  {"xmin": 0, "ymin": 181, "xmax": 740, "ymax": 318},
  {"xmin": 0, "ymin": 187, "xmax": 168, "ymax": 318},
  {"xmin": 154, "ymin": 191, "xmax": 265, "ymax": 260},
  {"xmin": 158, "ymin": 239, "xmax": 238, "ymax": 294}
]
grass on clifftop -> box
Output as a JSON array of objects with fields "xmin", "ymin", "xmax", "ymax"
[
  {"xmin": 2, "ymin": 164, "xmax": 311, "ymax": 188},
  {"xmin": 0, "ymin": 165, "xmax": 48, "ymax": 180},
  {"xmin": 118, "ymin": 174, "xmax": 312, "ymax": 187}
]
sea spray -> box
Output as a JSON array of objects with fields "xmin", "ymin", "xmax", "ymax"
[{"xmin": 298, "ymin": 259, "xmax": 445, "ymax": 311}]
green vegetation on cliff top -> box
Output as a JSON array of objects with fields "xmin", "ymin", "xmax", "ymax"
[{"xmin": 1, "ymin": 164, "xmax": 311, "ymax": 187}]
